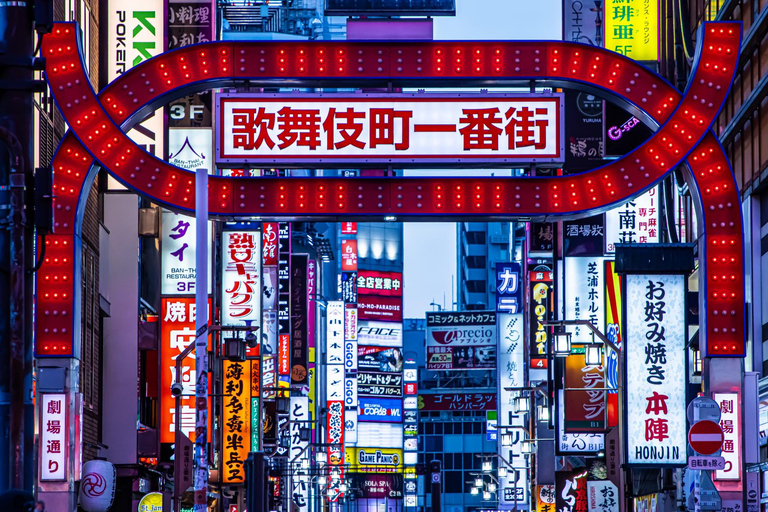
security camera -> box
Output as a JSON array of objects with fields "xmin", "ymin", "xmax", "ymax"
[
  {"xmin": 245, "ymin": 330, "xmax": 259, "ymax": 349},
  {"xmin": 170, "ymin": 383, "xmax": 184, "ymax": 398}
]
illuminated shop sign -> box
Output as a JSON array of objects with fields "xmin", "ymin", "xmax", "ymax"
[
  {"xmin": 220, "ymin": 230, "xmax": 261, "ymax": 325},
  {"xmin": 216, "ymin": 94, "xmax": 564, "ymax": 165}
]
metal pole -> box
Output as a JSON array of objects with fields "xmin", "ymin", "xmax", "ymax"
[
  {"xmin": 175, "ymin": 340, "xmax": 196, "ymax": 512},
  {"xmin": 194, "ymin": 167, "xmax": 208, "ymax": 512}
]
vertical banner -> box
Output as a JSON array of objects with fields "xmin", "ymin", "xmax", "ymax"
[
  {"xmin": 341, "ymin": 239, "xmax": 358, "ymax": 271},
  {"xmin": 222, "ymin": 360, "xmax": 250, "ymax": 484},
  {"xmin": 161, "ymin": 210, "xmax": 212, "ymax": 295},
  {"xmin": 529, "ymin": 269, "xmax": 554, "ymax": 369},
  {"xmin": 40, "ymin": 394, "xmax": 67, "ymax": 481},
  {"xmin": 496, "ymin": 262, "xmax": 522, "ymax": 313},
  {"xmin": 603, "ymin": 0, "xmax": 659, "ymax": 60},
  {"xmin": 250, "ymin": 361, "xmax": 260, "ymax": 451},
  {"xmin": 291, "ymin": 254, "xmax": 309, "ymax": 386},
  {"xmin": 713, "ymin": 392, "xmax": 741, "ymax": 482},
  {"xmin": 564, "ymin": 257, "xmax": 607, "ymax": 344},
  {"xmin": 564, "ymin": 352, "xmax": 606, "ymax": 432},
  {"xmin": 604, "ymin": 188, "xmax": 659, "ymax": 252},
  {"xmin": 307, "ymin": 260, "xmax": 317, "ymax": 433},
  {"xmin": 160, "ymin": 297, "xmax": 211, "ymax": 443},
  {"xmin": 327, "ymin": 301, "xmax": 345, "ymax": 364},
  {"xmin": 604, "ymin": 261, "xmax": 622, "ymax": 428},
  {"xmin": 528, "ymin": 222, "xmax": 556, "ymax": 255},
  {"xmin": 220, "ymin": 230, "xmax": 261, "ymax": 325},
  {"xmin": 555, "ymin": 470, "xmax": 588, "ymax": 512},
  {"xmin": 625, "ymin": 274, "xmax": 686, "ymax": 465},
  {"xmin": 587, "ymin": 480, "xmax": 620, "ymax": 512},
  {"xmin": 564, "ymin": 90, "xmax": 605, "ymax": 173},
  {"xmin": 290, "ymin": 396, "xmax": 310, "ymax": 512},
  {"xmin": 498, "ymin": 313, "xmax": 528, "ymax": 509},
  {"xmin": 262, "ymin": 222, "xmax": 279, "ymax": 399},
  {"xmin": 326, "ymin": 400, "xmax": 345, "ymax": 501}
]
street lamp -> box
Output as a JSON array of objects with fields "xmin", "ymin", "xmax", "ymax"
[
  {"xmin": 537, "ymin": 404, "xmax": 550, "ymax": 422},
  {"xmin": 553, "ymin": 330, "xmax": 572, "ymax": 356},
  {"xmin": 521, "ymin": 440, "xmax": 535, "ymax": 455},
  {"xmin": 475, "ymin": 477, "xmax": 483, "ymax": 487},
  {"xmin": 470, "ymin": 487, "xmax": 480, "ymax": 496},
  {"xmin": 488, "ymin": 482, "xmax": 497, "ymax": 493},
  {"xmin": 498, "ymin": 466, "xmax": 508, "ymax": 478},
  {"xmin": 514, "ymin": 395, "xmax": 530, "ymax": 414},
  {"xmin": 483, "ymin": 490, "xmax": 492, "ymax": 501},
  {"xmin": 585, "ymin": 344, "xmax": 602, "ymax": 366},
  {"xmin": 501, "ymin": 433, "xmax": 512, "ymax": 446},
  {"xmin": 482, "ymin": 460, "xmax": 493, "ymax": 472},
  {"xmin": 316, "ymin": 451, "xmax": 327, "ymax": 464}
]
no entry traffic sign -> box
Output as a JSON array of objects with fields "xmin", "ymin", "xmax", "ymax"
[{"xmin": 688, "ymin": 420, "xmax": 724, "ymax": 455}]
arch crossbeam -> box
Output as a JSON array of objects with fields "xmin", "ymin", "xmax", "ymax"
[{"xmin": 36, "ymin": 22, "xmax": 744, "ymax": 359}]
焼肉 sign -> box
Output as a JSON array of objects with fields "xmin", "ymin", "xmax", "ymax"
[{"xmin": 216, "ymin": 94, "xmax": 564, "ymax": 166}]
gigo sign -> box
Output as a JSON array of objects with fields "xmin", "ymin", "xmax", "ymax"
[{"xmin": 216, "ymin": 93, "xmax": 564, "ymax": 165}]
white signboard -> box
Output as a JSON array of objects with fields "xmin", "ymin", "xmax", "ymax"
[
  {"xmin": 564, "ymin": 257, "xmax": 606, "ymax": 344},
  {"xmin": 357, "ymin": 320, "xmax": 403, "ymax": 347},
  {"xmin": 41, "ymin": 394, "xmax": 67, "ymax": 481},
  {"xmin": 403, "ymin": 368, "xmax": 418, "ymax": 382},
  {"xmin": 714, "ymin": 392, "xmax": 741, "ymax": 482},
  {"xmin": 605, "ymin": 187, "xmax": 660, "ymax": 253},
  {"xmin": 216, "ymin": 94, "xmax": 564, "ymax": 165},
  {"xmin": 168, "ymin": 128, "xmax": 213, "ymax": 174},
  {"xmin": 107, "ymin": 0, "xmax": 164, "ymax": 164},
  {"xmin": 327, "ymin": 364, "xmax": 345, "ymax": 402},
  {"xmin": 357, "ymin": 423, "xmax": 403, "ymax": 449},
  {"xmin": 290, "ymin": 396, "xmax": 310, "ymax": 512},
  {"xmin": 587, "ymin": 481, "xmax": 620, "ymax": 512},
  {"xmin": 220, "ymin": 231, "xmax": 261, "ymax": 325},
  {"xmin": 161, "ymin": 210, "xmax": 212, "ymax": 295},
  {"xmin": 626, "ymin": 274, "xmax": 686, "ymax": 465},
  {"xmin": 327, "ymin": 301, "xmax": 345, "ymax": 364},
  {"xmin": 344, "ymin": 377, "xmax": 358, "ymax": 408},
  {"xmin": 344, "ymin": 307, "xmax": 358, "ymax": 341},
  {"xmin": 497, "ymin": 313, "xmax": 528, "ymax": 510}
]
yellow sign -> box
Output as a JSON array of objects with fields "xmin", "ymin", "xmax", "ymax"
[
  {"xmin": 222, "ymin": 360, "xmax": 251, "ymax": 484},
  {"xmin": 604, "ymin": 0, "xmax": 659, "ymax": 61},
  {"xmin": 345, "ymin": 448, "xmax": 403, "ymax": 473},
  {"xmin": 138, "ymin": 492, "xmax": 163, "ymax": 512}
]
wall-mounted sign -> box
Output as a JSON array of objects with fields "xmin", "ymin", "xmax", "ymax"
[
  {"xmin": 603, "ymin": 0, "xmax": 659, "ymax": 61},
  {"xmin": 357, "ymin": 271, "xmax": 403, "ymax": 297},
  {"xmin": 358, "ymin": 346, "xmax": 404, "ymax": 373},
  {"xmin": 564, "ymin": 216, "xmax": 605, "ymax": 257},
  {"xmin": 290, "ymin": 255, "xmax": 309, "ymax": 385},
  {"xmin": 341, "ymin": 240, "xmax": 358, "ymax": 271},
  {"xmin": 168, "ymin": 128, "xmax": 212, "ymax": 174},
  {"xmin": 564, "ymin": 257, "xmax": 607, "ymax": 344},
  {"xmin": 345, "ymin": 448, "xmax": 403, "ymax": 472},
  {"xmin": 344, "ymin": 338, "xmax": 358, "ymax": 373},
  {"xmin": 161, "ymin": 210, "xmax": 212, "ymax": 295},
  {"xmin": 263, "ymin": 222, "xmax": 279, "ymax": 266},
  {"xmin": 345, "ymin": 408, "xmax": 358, "ymax": 444},
  {"xmin": 497, "ymin": 313, "xmax": 528, "ymax": 508},
  {"xmin": 357, "ymin": 371, "xmax": 403, "ymax": 397},
  {"xmin": 349, "ymin": 474, "xmax": 404, "ymax": 499},
  {"xmin": 358, "ymin": 397, "xmax": 403, "ymax": 423},
  {"xmin": 341, "ymin": 222, "xmax": 357, "ymax": 234},
  {"xmin": 222, "ymin": 360, "xmax": 251, "ymax": 484},
  {"xmin": 529, "ymin": 270, "xmax": 554, "ymax": 368},
  {"xmin": 345, "ymin": 307, "xmax": 358, "ymax": 341},
  {"xmin": 427, "ymin": 345, "xmax": 496, "ymax": 370},
  {"xmin": 358, "ymin": 296, "xmax": 403, "ymax": 322},
  {"xmin": 496, "ymin": 262, "xmax": 522, "ymax": 313},
  {"xmin": 216, "ymin": 94, "xmax": 564, "ymax": 165},
  {"xmin": 327, "ymin": 301, "xmax": 345, "ymax": 364},
  {"xmin": 40, "ymin": 394, "xmax": 67, "ymax": 481},
  {"xmin": 357, "ymin": 321, "xmax": 402, "ymax": 347},
  {"xmin": 290, "ymin": 396, "xmax": 310, "ymax": 512},
  {"xmin": 605, "ymin": 187, "xmax": 659, "ymax": 252},
  {"xmin": 713, "ymin": 392, "xmax": 741, "ymax": 482},
  {"xmin": 426, "ymin": 311, "xmax": 496, "ymax": 370},
  {"xmin": 625, "ymin": 274, "xmax": 686, "ymax": 466},
  {"xmin": 327, "ymin": 364, "xmax": 345, "ymax": 402},
  {"xmin": 326, "ymin": 400, "xmax": 345, "ymax": 502},
  {"xmin": 563, "ymin": 0, "xmax": 603, "ymax": 45},
  {"xmin": 221, "ymin": 230, "xmax": 261, "ymax": 325},
  {"xmin": 324, "ymin": 0, "xmax": 455, "ymax": 15},
  {"xmin": 341, "ymin": 272, "xmax": 358, "ymax": 303},
  {"xmin": 357, "ymin": 422, "xmax": 404, "ymax": 449},
  {"xmin": 556, "ymin": 470, "xmax": 588, "ymax": 512},
  {"xmin": 557, "ymin": 391, "xmax": 605, "ymax": 454},
  {"xmin": 418, "ymin": 393, "xmax": 497, "ymax": 411},
  {"xmin": 344, "ymin": 377, "xmax": 358, "ymax": 408},
  {"xmin": 564, "ymin": 352, "xmax": 606, "ymax": 432}
]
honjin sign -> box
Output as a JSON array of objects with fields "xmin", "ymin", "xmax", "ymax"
[{"xmin": 216, "ymin": 93, "xmax": 564, "ymax": 165}]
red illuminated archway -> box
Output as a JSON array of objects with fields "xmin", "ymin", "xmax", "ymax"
[{"xmin": 37, "ymin": 22, "xmax": 743, "ymax": 358}]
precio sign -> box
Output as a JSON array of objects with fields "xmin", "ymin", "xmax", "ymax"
[{"xmin": 216, "ymin": 93, "xmax": 564, "ymax": 165}]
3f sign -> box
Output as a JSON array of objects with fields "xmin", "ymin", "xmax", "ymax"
[{"xmin": 170, "ymin": 104, "xmax": 205, "ymax": 120}]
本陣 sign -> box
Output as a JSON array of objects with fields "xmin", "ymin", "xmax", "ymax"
[
  {"xmin": 626, "ymin": 274, "xmax": 686, "ymax": 465},
  {"xmin": 216, "ymin": 94, "xmax": 564, "ymax": 165},
  {"xmin": 603, "ymin": 0, "xmax": 659, "ymax": 61}
]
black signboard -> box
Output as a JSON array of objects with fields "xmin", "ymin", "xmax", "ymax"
[
  {"xmin": 604, "ymin": 101, "xmax": 653, "ymax": 157},
  {"xmin": 325, "ymin": 0, "xmax": 455, "ymax": 15},
  {"xmin": 357, "ymin": 372, "xmax": 403, "ymax": 397},
  {"xmin": 290, "ymin": 254, "xmax": 308, "ymax": 385},
  {"xmin": 358, "ymin": 346, "xmax": 403, "ymax": 373},
  {"xmin": 529, "ymin": 222, "xmax": 556, "ymax": 254},
  {"xmin": 341, "ymin": 272, "xmax": 358, "ymax": 304},
  {"xmin": 563, "ymin": 216, "xmax": 604, "ymax": 257},
  {"xmin": 564, "ymin": 90, "xmax": 606, "ymax": 173},
  {"xmin": 263, "ymin": 401, "xmax": 277, "ymax": 445},
  {"xmin": 349, "ymin": 473, "xmax": 404, "ymax": 499}
]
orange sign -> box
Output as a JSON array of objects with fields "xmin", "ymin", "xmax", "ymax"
[
  {"xmin": 159, "ymin": 297, "xmax": 212, "ymax": 444},
  {"xmin": 222, "ymin": 360, "xmax": 252, "ymax": 484}
]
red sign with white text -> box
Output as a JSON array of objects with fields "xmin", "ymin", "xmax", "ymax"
[
  {"xmin": 279, "ymin": 334, "xmax": 290, "ymax": 375},
  {"xmin": 357, "ymin": 270, "xmax": 403, "ymax": 297},
  {"xmin": 342, "ymin": 240, "xmax": 358, "ymax": 271},
  {"xmin": 217, "ymin": 94, "xmax": 564, "ymax": 165},
  {"xmin": 263, "ymin": 222, "xmax": 279, "ymax": 266},
  {"xmin": 341, "ymin": 222, "xmax": 357, "ymax": 234},
  {"xmin": 358, "ymin": 296, "xmax": 403, "ymax": 321}
]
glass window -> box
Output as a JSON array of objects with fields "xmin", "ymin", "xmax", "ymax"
[{"xmin": 425, "ymin": 435, "xmax": 443, "ymax": 452}]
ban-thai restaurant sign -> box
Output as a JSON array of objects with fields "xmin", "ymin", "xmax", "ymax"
[{"xmin": 216, "ymin": 93, "xmax": 564, "ymax": 165}]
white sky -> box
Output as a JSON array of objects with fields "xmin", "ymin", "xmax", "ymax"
[{"xmin": 402, "ymin": 0, "xmax": 561, "ymax": 319}]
